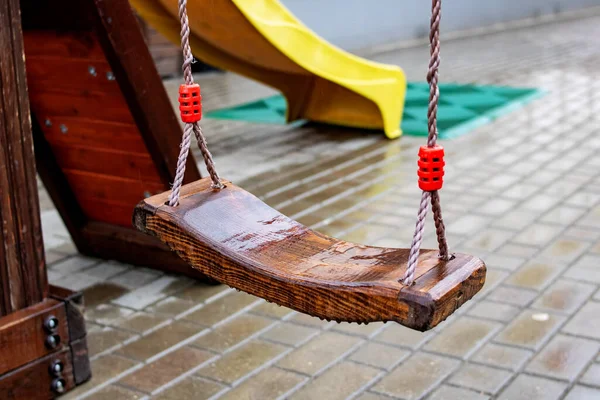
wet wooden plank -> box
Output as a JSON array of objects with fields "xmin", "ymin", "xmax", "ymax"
[{"xmin": 135, "ymin": 178, "xmax": 486, "ymax": 331}]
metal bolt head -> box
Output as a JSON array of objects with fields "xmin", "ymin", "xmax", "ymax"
[
  {"xmin": 51, "ymin": 378, "xmax": 66, "ymax": 394},
  {"xmin": 106, "ymin": 71, "xmax": 115, "ymax": 81},
  {"xmin": 49, "ymin": 360, "xmax": 63, "ymax": 376},
  {"xmin": 45, "ymin": 119, "xmax": 52, "ymax": 127},
  {"xmin": 45, "ymin": 334, "xmax": 61, "ymax": 349},
  {"xmin": 44, "ymin": 315, "xmax": 59, "ymax": 332},
  {"xmin": 60, "ymin": 124, "xmax": 68, "ymax": 134},
  {"xmin": 88, "ymin": 66, "xmax": 97, "ymax": 76}
]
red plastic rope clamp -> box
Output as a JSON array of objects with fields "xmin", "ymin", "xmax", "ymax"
[
  {"xmin": 179, "ymin": 84, "xmax": 202, "ymax": 123},
  {"xmin": 417, "ymin": 145, "xmax": 445, "ymax": 191}
]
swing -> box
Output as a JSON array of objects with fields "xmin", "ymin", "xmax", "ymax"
[{"xmin": 134, "ymin": 0, "xmax": 486, "ymax": 331}]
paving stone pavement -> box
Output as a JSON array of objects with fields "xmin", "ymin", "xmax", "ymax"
[{"xmin": 41, "ymin": 10, "xmax": 600, "ymax": 400}]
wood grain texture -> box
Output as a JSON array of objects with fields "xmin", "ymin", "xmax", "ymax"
[
  {"xmin": 20, "ymin": 0, "xmax": 209, "ymax": 278},
  {"xmin": 0, "ymin": 299, "xmax": 69, "ymax": 376},
  {"xmin": 0, "ymin": 0, "xmax": 47, "ymax": 316},
  {"xmin": 0, "ymin": 348, "xmax": 75, "ymax": 400},
  {"xmin": 135, "ymin": 179, "xmax": 486, "ymax": 331}
]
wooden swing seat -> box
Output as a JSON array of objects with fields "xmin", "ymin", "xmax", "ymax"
[{"xmin": 134, "ymin": 178, "xmax": 486, "ymax": 331}]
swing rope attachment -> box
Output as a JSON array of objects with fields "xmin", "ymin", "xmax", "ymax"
[
  {"xmin": 402, "ymin": 0, "xmax": 451, "ymax": 286},
  {"xmin": 168, "ymin": 0, "xmax": 223, "ymax": 207}
]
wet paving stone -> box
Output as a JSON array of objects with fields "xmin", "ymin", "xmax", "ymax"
[
  {"xmin": 532, "ymin": 279, "xmax": 596, "ymax": 313},
  {"xmin": 114, "ymin": 311, "xmax": 168, "ymax": 333},
  {"xmin": 50, "ymin": 255, "xmax": 99, "ymax": 274},
  {"xmin": 85, "ymin": 303, "xmax": 134, "ymax": 325},
  {"xmin": 82, "ymin": 282, "xmax": 130, "ymax": 308},
  {"xmin": 541, "ymin": 205, "xmax": 586, "ymax": 225},
  {"xmin": 286, "ymin": 312, "xmax": 332, "ymax": 328},
  {"xmin": 512, "ymin": 223, "xmax": 563, "ymax": 247},
  {"xmin": 108, "ymin": 268, "xmax": 162, "ymax": 290},
  {"xmin": 277, "ymin": 332, "xmax": 361, "ymax": 375},
  {"xmin": 349, "ymin": 342, "xmax": 410, "ymax": 370},
  {"xmin": 250, "ymin": 300, "xmax": 295, "ymax": 319},
  {"xmin": 467, "ymin": 301, "xmax": 520, "ymax": 322},
  {"xmin": 88, "ymin": 385, "xmax": 144, "ymax": 400},
  {"xmin": 330, "ymin": 321, "xmax": 385, "ymax": 337},
  {"xmin": 192, "ymin": 314, "xmax": 273, "ymax": 352},
  {"xmin": 483, "ymin": 254, "xmax": 525, "ymax": 271},
  {"xmin": 87, "ymin": 327, "xmax": 136, "ymax": 356},
  {"xmin": 471, "ymin": 343, "xmax": 532, "ymax": 371},
  {"xmin": 289, "ymin": 361, "xmax": 380, "ymax": 400},
  {"xmin": 372, "ymin": 353, "xmax": 459, "ymax": 399},
  {"xmin": 448, "ymin": 215, "xmax": 490, "ymax": 235},
  {"xmin": 424, "ymin": 317, "xmax": 501, "ymax": 358},
  {"xmin": 506, "ymin": 261, "xmax": 566, "ymax": 291},
  {"xmin": 495, "ymin": 310, "xmax": 566, "ymax": 350},
  {"xmin": 562, "ymin": 302, "xmax": 600, "ymax": 340},
  {"xmin": 563, "ymin": 254, "xmax": 600, "ymax": 284},
  {"xmin": 120, "ymin": 346, "xmax": 213, "ymax": 393},
  {"xmin": 61, "ymin": 355, "xmax": 140, "ymax": 400},
  {"xmin": 580, "ymin": 363, "xmax": 600, "ymax": 387},
  {"xmin": 260, "ymin": 322, "xmax": 318, "ymax": 346},
  {"xmin": 563, "ymin": 385, "xmax": 600, "ymax": 400},
  {"xmin": 112, "ymin": 276, "xmax": 192, "ymax": 310},
  {"xmin": 497, "ymin": 374, "xmax": 567, "ymax": 400},
  {"xmin": 428, "ymin": 385, "xmax": 490, "ymax": 400},
  {"xmin": 486, "ymin": 286, "xmax": 538, "ymax": 306},
  {"xmin": 197, "ymin": 340, "xmax": 287, "ymax": 384},
  {"xmin": 175, "ymin": 283, "xmax": 229, "ymax": 303},
  {"xmin": 373, "ymin": 323, "xmax": 433, "ymax": 349},
  {"xmin": 147, "ymin": 296, "xmax": 196, "ymax": 316},
  {"xmin": 354, "ymin": 393, "xmax": 392, "ymax": 400},
  {"xmin": 525, "ymin": 334, "xmax": 600, "ymax": 381},
  {"xmin": 449, "ymin": 364, "xmax": 512, "ymax": 395},
  {"xmin": 460, "ymin": 228, "xmax": 513, "ymax": 252},
  {"xmin": 116, "ymin": 321, "xmax": 203, "ymax": 361},
  {"xmin": 218, "ymin": 367, "xmax": 305, "ymax": 400},
  {"xmin": 540, "ymin": 239, "xmax": 590, "ymax": 262},
  {"xmin": 153, "ymin": 377, "xmax": 223, "ymax": 400},
  {"xmin": 183, "ymin": 291, "xmax": 259, "ymax": 326}
]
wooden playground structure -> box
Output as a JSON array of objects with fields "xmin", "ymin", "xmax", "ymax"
[{"xmin": 1, "ymin": 0, "xmax": 209, "ymax": 397}]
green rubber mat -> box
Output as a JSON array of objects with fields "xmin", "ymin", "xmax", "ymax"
[{"xmin": 205, "ymin": 83, "xmax": 542, "ymax": 139}]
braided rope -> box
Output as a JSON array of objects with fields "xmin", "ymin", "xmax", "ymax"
[
  {"xmin": 168, "ymin": 0, "xmax": 222, "ymax": 207},
  {"xmin": 402, "ymin": 0, "xmax": 450, "ymax": 285}
]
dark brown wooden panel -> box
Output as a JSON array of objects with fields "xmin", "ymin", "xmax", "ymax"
[
  {"xmin": 50, "ymin": 144, "xmax": 163, "ymax": 183},
  {"xmin": 23, "ymin": 30, "xmax": 105, "ymax": 60},
  {"xmin": 25, "ymin": 55, "xmax": 122, "ymax": 96},
  {"xmin": 65, "ymin": 169, "xmax": 165, "ymax": 205},
  {"xmin": 78, "ymin": 197, "xmax": 143, "ymax": 228},
  {"xmin": 28, "ymin": 90, "xmax": 134, "ymax": 123},
  {"xmin": 40, "ymin": 118, "xmax": 149, "ymax": 154},
  {"xmin": 0, "ymin": 299, "xmax": 69, "ymax": 376},
  {"xmin": 0, "ymin": 348, "xmax": 76, "ymax": 400}
]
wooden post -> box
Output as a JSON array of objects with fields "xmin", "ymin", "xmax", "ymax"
[
  {"xmin": 0, "ymin": 1, "xmax": 91, "ymax": 396},
  {"xmin": 0, "ymin": 0, "xmax": 47, "ymax": 316}
]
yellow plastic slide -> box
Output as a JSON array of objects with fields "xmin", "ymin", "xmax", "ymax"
[{"xmin": 131, "ymin": 0, "xmax": 406, "ymax": 138}]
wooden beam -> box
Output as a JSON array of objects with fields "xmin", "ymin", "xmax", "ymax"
[
  {"xmin": 0, "ymin": 299, "xmax": 69, "ymax": 376},
  {"xmin": 0, "ymin": 0, "xmax": 47, "ymax": 316},
  {"xmin": 0, "ymin": 348, "xmax": 76, "ymax": 399}
]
